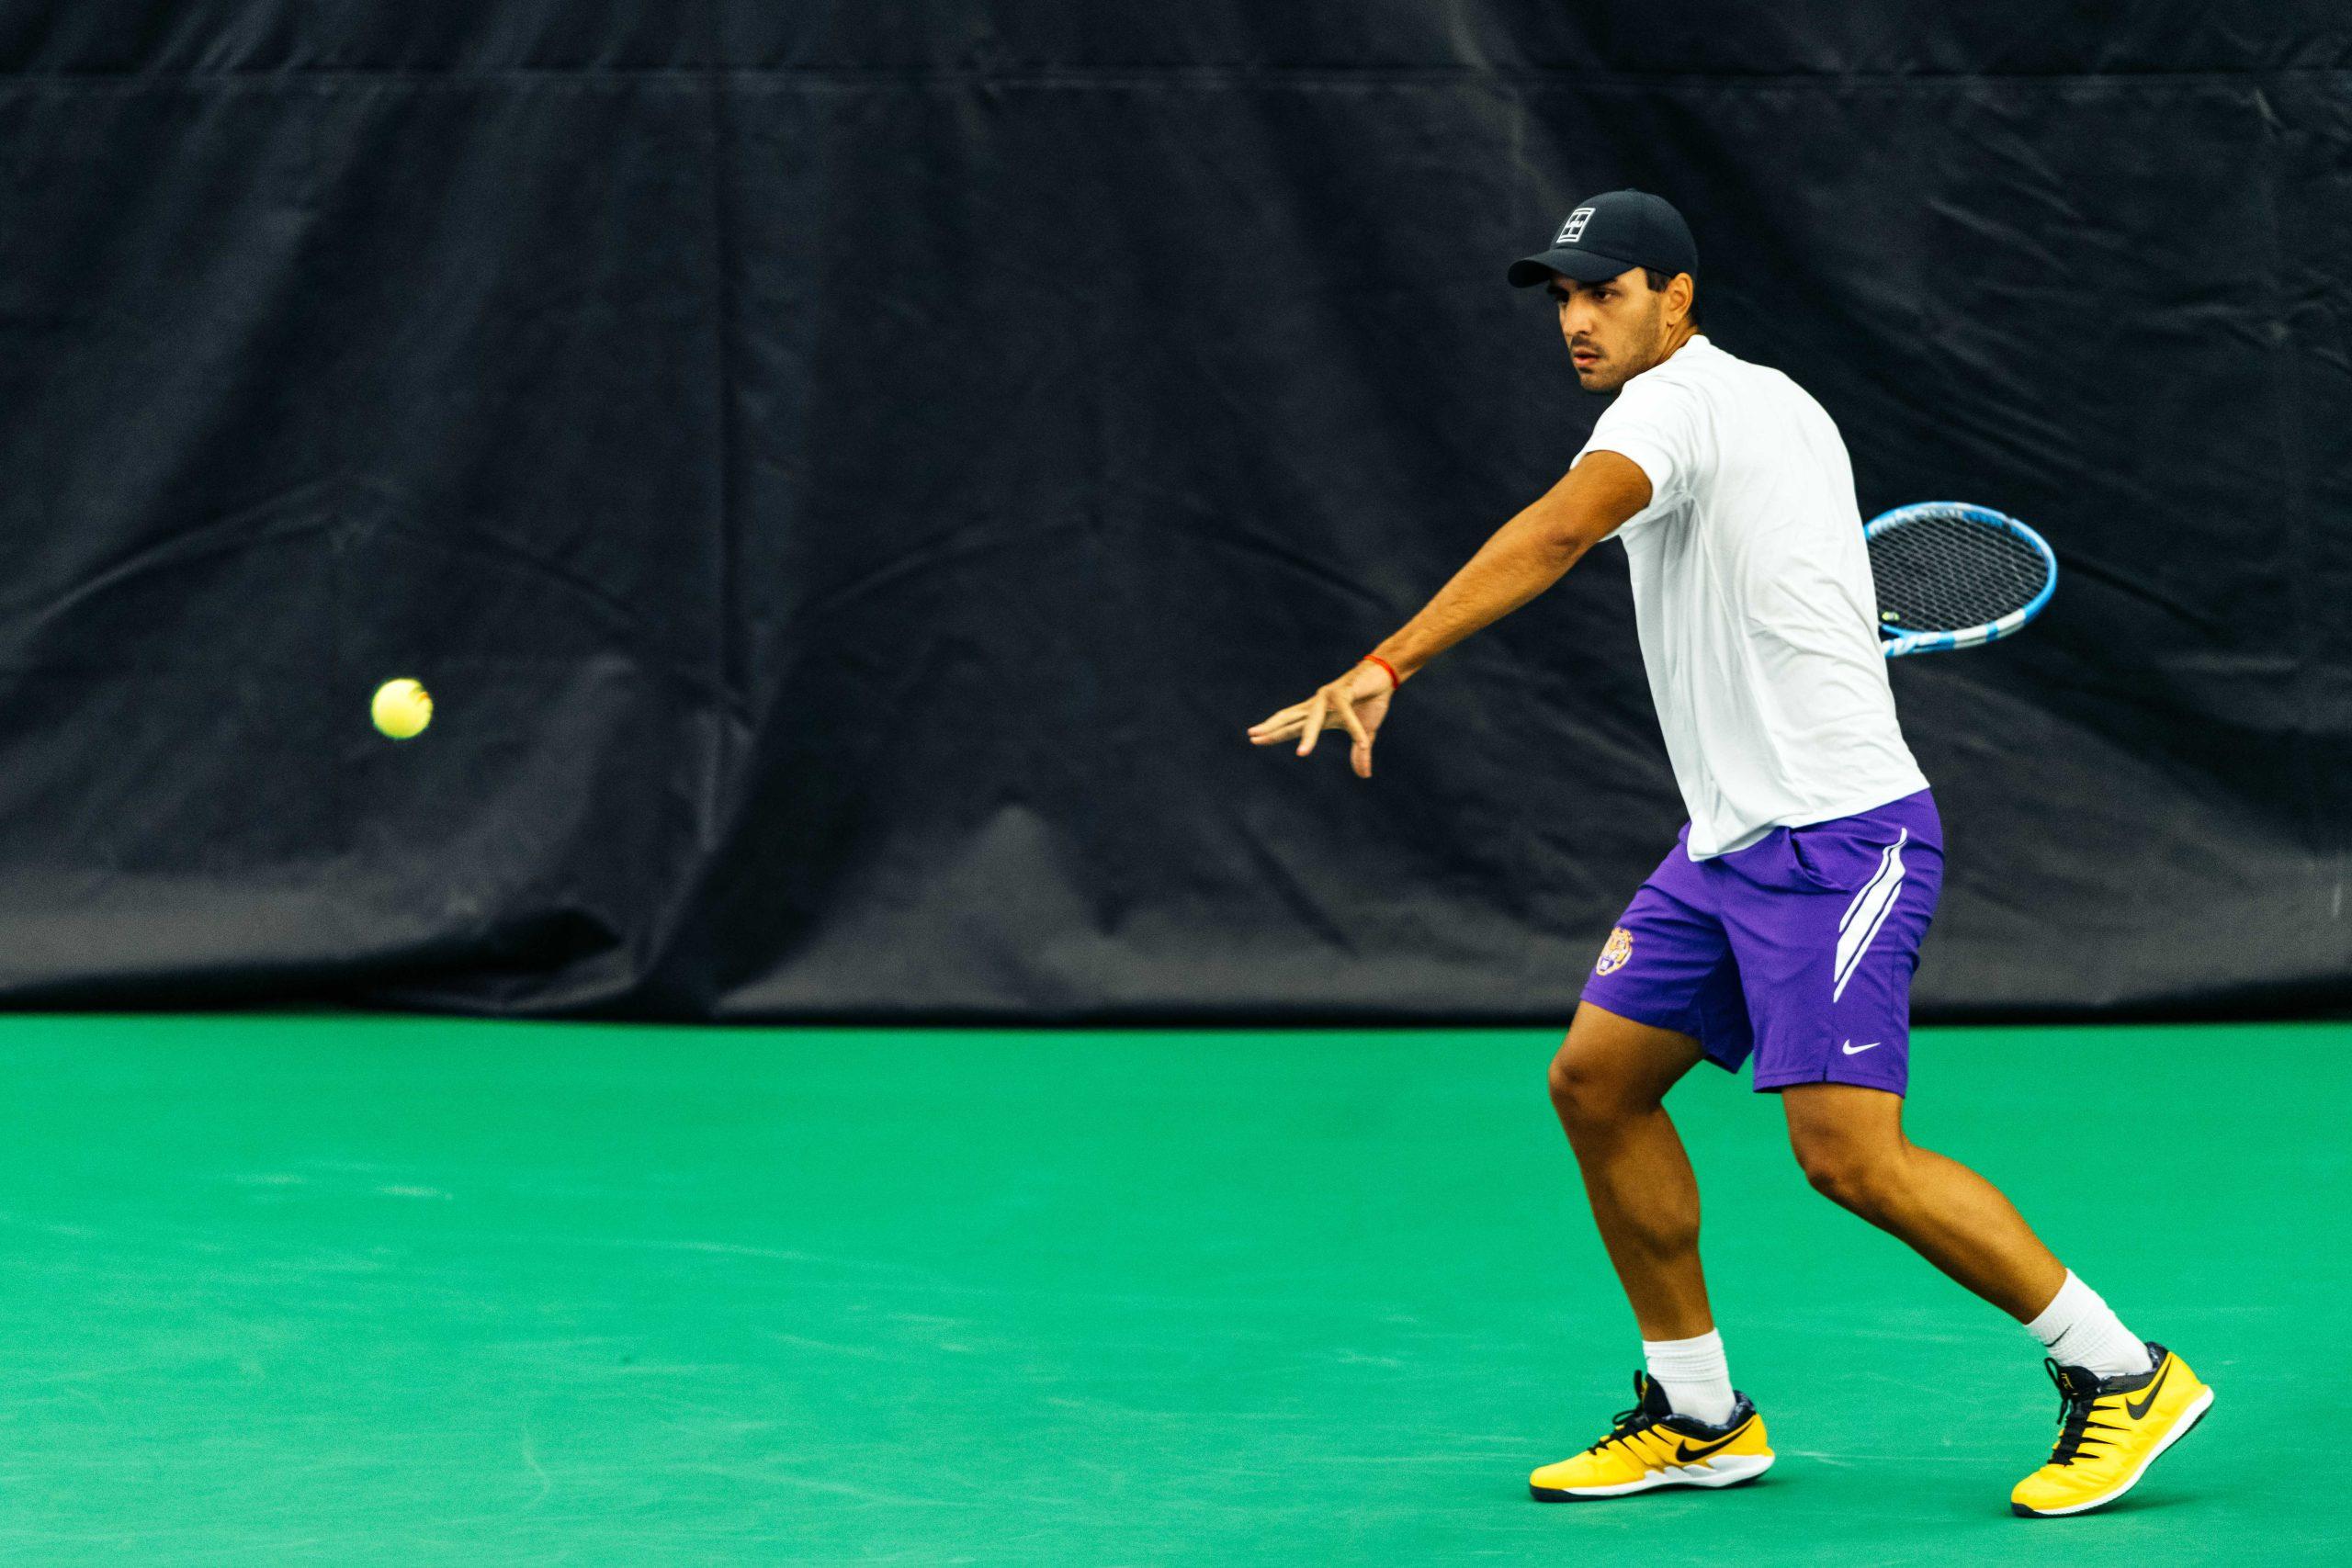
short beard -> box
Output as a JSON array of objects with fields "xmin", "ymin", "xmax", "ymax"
[
  {"xmin": 1574, "ymin": 299, "xmax": 1671, "ymax": 393},
  {"xmin": 1579, "ymin": 358, "xmax": 1638, "ymax": 394},
  {"xmin": 1619, "ymin": 299, "xmax": 1671, "ymax": 382}
]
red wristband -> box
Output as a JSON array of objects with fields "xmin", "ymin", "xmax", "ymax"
[{"xmin": 1363, "ymin": 654, "xmax": 1402, "ymax": 691}]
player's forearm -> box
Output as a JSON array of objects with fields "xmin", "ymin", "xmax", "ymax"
[{"xmin": 1369, "ymin": 506, "xmax": 1594, "ymax": 680}]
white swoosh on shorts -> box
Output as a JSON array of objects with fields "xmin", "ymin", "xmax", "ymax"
[{"xmin": 1833, "ymin": 830, "xmax": 1910, "ymax": 1003}]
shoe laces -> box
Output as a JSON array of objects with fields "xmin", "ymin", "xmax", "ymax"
[
  {"xmin": 1587, "ymin": 1394, "xmax": 1663, "ymax": 1456},
  {"xmin": 2042, "ymin": 1358, "xmax": 2120, "ymax": 1466}
]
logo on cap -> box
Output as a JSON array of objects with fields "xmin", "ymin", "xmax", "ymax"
[{"xmin": 1557, "ymin": 207, "xmax": 1596, "ymax": 245}]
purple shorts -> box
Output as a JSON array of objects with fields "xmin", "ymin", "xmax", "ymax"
[{"xmin": 1578, "ymin": 790, "xmax": 1943, "ymax": 1096}]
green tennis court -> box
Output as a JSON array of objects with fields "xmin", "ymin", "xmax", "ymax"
[{"xmin": 1, "ymin": 1014, "xmax": 2335, "ymax": 1564}]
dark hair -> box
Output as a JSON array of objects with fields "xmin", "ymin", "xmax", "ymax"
[{"xmin": 1642, "ymin": 267, "xmax": 1701, "ymax": 328}]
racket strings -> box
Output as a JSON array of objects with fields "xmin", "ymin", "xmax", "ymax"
[{"xmin": 1869, "ymin": 513, "xmax": 2050, "ymax": 633}]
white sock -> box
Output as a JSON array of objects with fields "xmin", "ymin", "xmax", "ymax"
[
  {"xmin": 1643, "ymin": 1329, "xmax": 1737, "ymax": 1427},
  {"xmin": 2025, "ymin": 1270, "xmax": 2154, "ymax": 1380}
]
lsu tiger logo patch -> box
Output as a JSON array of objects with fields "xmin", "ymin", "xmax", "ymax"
[{"xmin": 1595, "ymin": 926, "xmax": 1634, "ymax": 976}]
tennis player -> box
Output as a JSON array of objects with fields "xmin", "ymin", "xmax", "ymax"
[{"xmin": 1246, "ymin": 189, "xmax": 2210, "ymax": 1517}]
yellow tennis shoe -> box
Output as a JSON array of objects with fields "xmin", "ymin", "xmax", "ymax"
[
  {"xmin": 1530, "ymin": 1371, "xmax": 1774, "ymax": 1500},
  {"xmin": 2011, "ymin": 1342, "xmax": 2212, "ymax": 1517}
]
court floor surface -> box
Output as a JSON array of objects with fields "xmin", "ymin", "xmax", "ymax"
[{"xmin": 0, "ymin": 1015, "xmax": 2338, "ymax": 1564}]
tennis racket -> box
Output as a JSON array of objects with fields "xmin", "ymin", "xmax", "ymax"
[{"xmin": 1864, "ymin": 502, "xmax": 2057, "ymax": 658}]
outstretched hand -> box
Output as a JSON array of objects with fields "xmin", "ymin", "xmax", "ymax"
[{"xmin": 1247, "ymin": 660, "xmax": 1397, "ymax": 779}]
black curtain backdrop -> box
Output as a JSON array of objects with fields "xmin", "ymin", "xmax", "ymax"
[{"xmin": 0, "ymin": 4, "xmax": 2346, "ymax": 1019}]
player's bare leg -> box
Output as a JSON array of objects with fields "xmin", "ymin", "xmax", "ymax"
[
  {"xmin": 1545, "ymin": 1001, "xmax": 1713, "ymax": 1338},
  {"xmin": 1533, "ymin": 1001, "xmax": 1775, "ymax": 1499},
  {"xmin": 1779, "ymin": 1082, "xmax": 2062, "ymax": 1318},
  {"xmin": 1781, "ymin": 1082, "xmax": 2211, "ymax": 1515}
]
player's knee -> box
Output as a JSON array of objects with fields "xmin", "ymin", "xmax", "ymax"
[
  {"xmin": 1792, "ymin": 1134, "xmax": 1900, "ymax": 1218},
  {"xmin": 1546, "ymin": 1044, "xmax": 1646, "ymax": 1129},
  {"xmin": 1544, "ymin": 1046, "xmax": 1587, "ymax": 1119}
]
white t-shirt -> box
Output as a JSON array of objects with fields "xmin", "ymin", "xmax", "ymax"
[{"xmin": 1576, "ymin": 334, "xmax": 1928, "ymax": 859}]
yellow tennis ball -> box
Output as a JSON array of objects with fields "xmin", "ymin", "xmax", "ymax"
[{"xmin": 370, "ymin": 678, "xmax": 433, "ymax": 740}]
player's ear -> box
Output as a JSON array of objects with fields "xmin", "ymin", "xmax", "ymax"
[{"xmin": 1670, "ymin": 272, "xmax": 1695, "ymax": 325}]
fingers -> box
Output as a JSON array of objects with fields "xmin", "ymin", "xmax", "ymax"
[
  {"xmin": 1248, "ymin": 702, "xmax": 1310, "ymax": 743},
  {"xmin": 1248, "ymin": 671, "xmax": 1390, "ymax": 774},
  {"xmin": 1335, "ymin": 693, "xmax": 1372, "ymax": 748},
  {"xmin": 1334, "ymin": 692, "xmax": 1374, "ymax": 777},
  {"xmin": 1296, "ymin": 688, "xmax": 1329, "ymax": 756}
]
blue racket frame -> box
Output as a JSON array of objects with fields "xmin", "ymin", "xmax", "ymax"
[{"xmin": 1864, "ymin": 502, "xmax": 2058, "ymax": 659}]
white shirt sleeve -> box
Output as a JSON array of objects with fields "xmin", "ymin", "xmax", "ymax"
[{"xmin": 1574, "ymin": 375, "xmax": 1709, "ymax": 536}]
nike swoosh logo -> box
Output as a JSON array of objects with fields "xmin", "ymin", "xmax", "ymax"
[
  {"xmin": 2124, "ymin": 1358, "xmax": 2173, "ymax": 1420},
  {"xmin": 1674, "ymin": 1427, "xmax": 1747, "ymax": 1463},
  {"xmin": 1841, "ymin": 1040, "xmax": 1881, "ymax": 1055}
]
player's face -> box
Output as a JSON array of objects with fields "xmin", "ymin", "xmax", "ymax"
[{"xmin": 1548, "ymin": 269, "xmax": 1672, "ymax": 392}]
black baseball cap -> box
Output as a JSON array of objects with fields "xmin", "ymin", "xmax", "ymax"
[{"xmin": 1507, "ymin": 189, "xmax": 1698, "ymax": 288}]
